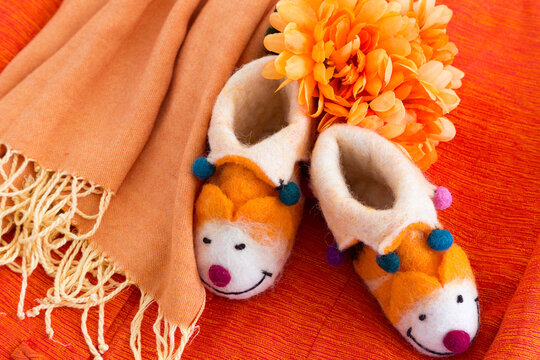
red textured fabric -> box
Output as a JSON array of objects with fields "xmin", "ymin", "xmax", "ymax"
[
  {"xmin": 0, "ymin": 0, "xmax": 539, "ymax": 359},
  {"xmin": 0, "ymin": 0, "xmax": 61, "ymax": 72}
]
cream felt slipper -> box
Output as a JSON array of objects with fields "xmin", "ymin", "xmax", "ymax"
[
  {"xmin": 192, "ymin": 56, "xmax": 312, "ymax": 299},
  {"xmin": 311, "ymin": 124, "xmax": 479, "ymax": 357}
]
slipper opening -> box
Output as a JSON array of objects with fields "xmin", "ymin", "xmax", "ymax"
[
  {"xmin": 338, "ymin": 138, "xmax": 396, "ymax": 210},
  {"xmin": 233, "ymin": 78, "xmax": 289, "ymax": 146}
]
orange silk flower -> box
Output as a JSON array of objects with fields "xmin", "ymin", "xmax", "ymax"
[{"xmin": 263, "ymin": 0, "xmax": 464, "ymax": 170}]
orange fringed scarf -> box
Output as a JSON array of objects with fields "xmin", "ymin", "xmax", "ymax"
[{"xmin": 0, "ymin": 0, "xmax": 276, "ymax": 358}]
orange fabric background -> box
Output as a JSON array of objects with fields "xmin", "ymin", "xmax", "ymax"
[{"xmin": 0, "ymin": 0, "xmax": 539, "ymax": 359}]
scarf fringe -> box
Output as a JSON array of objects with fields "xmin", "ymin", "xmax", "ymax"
[
  {"xmin": 0, "ymin": 146, "xmax": 196, "ymax": 359},
  {"xmin": 131, "ymin": 293, "xmax": 198, "ymax": 360}
]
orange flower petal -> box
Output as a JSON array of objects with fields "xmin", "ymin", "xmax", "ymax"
[
  {"xmin": 319, "ymin": 83, "xmax": 337, "ymax": 101},
  {"xmin": 285, "ymin": 54, "xmax": 314, "ymax": 80},
  {"xmin": 377, "ymin": 122, "xmax": 406, "ymax": 139},
  {"xmin": 275, "ymin": 51, "xmax": 294, "ymax": 74},
  {"xmin": 429, "ymin": 117, "xmax": 456, "ymax": 141},
  {"xmin": 262, "ymin": 60, "xmax": 285, "ymax": 80},
  {"xmin": 348, "ymin": 101, "xmax": 369, "ymax": 125},
  {"xmin": 378, "ymin": 99, "xmax": 406, "ymax": 124},
  {"xmin": 383, "ymin": 70, "xmax": 405, "ymax": 92},
  {"xmin": 324, "ymin": 102, "xmax": 349, "ymax": 117},
  {"xmin": 312, "ymin": 40, "xmax": 326, "ymax": 62},
  {"xmin": 331, "ymin": 41, "xmax": 354, "ymax": 66},
  {"xmin": 284, "ymin": 24, "xmax": 314, "ymax": 54},
  {"xmin": 379, "ymin": 37, "xmax": 411, "ymax": 57},
  {"xmin": 312, "ymin": 93, "xmax": 325, "ymax": 117},
  {"xmin": 377, "ymin": 14, "xmax": 403, "ymax": 40},
  {"xmin": 365, "ymin": 76, "xmax": 382, "ymax": 96},
  {"xmin": 353, "ymin": 74, "xmax": 366, "ymax": 97},
  {"xmin": 370, "ymin": 91, "xmax": 396, "ymax": 112},
  {"xmin": 276, "ymin": 78, "xmax": 294, "ymax": 92},
  {"xmin": 302, "ymin": 74, "xmax": 317, "ymax": 107},
  {"xmin": 277, "ymin": 0, "xmax": 318, "ymax": 31},
  {"xmin": 417, "ymin": 60, "xmax": 444, "ymax": 84},
  {"xmin": 313, "ymin": 62, "xmax": 330, "ymax": 84},
  {"xmin": 324, "ymin": 40, "xmax": 335, "ymax": 58},
  {"xmin": 437, "ymin": 88, "xmax": 460, "ymax": 113},
  {"xmin": 264, "ymin": 33, "xmax": 286, "ymax": 54},
  {"xmin": 314, "ymin": 21, "xmax": 326, "ymax": 42},
  {"xmin": 318, "ymin": 113, "xmax": 338, "ymax": 131},
  {"xmin": 356, "ymin": 0, "xmax": 388, "ymax": 24},
  {"xmin": 359, "ymin": 115, "xmax": 384, "ymax": 130},
  {"xmin": 365, "ymin": 49, "xmax": 387, "ymax": 77},
  {"xmin": 333, "ymin": 15, "xmax": 351, "ymax": 49},
  {"xmin": 269, "ymin": 12, "xmax": 287, "ymax": 32}
]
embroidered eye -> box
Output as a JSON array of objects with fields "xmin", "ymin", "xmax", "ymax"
[
  {"xmin": 235, "ymin": 243, "xmax": 246, "ymax": 250},
  {"xmin": 419, "ymin": 314, "xmax": 426, "ymax": 321},
  {"xmin": 203, "ymin": 237, "xmax": 211, "ymax": 244},
  {"xmin": 457, "ymin": 295, "xmax": 463, "ymax": 303}
]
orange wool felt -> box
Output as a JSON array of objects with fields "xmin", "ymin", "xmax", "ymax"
[
  {"xmin": 354, "ymin": 225, "xmax": 475, "ymax": 324},
  {"xmin": 195, "ymin": 161, "xmax": 302, "ymax": 248}
]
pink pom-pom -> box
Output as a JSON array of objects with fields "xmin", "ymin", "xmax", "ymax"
[{"xmin": 434, "ymin": 186, "xmax": 452, "ymax": 210}]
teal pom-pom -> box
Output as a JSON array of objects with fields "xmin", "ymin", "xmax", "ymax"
[
  {"xmin": 279, "ymin": 182, "xmax": 300, "ymax": 206},
  {"xmin": 376, "ymin": 252, "xmax": 400, "ymax": 273},
  {"xmin": 428, "ymin": 229, "xmax": 453, "ymax": 251},
  {"xmin": 192, "ymin": 157, "xmax": 215, "ymax": 180}
]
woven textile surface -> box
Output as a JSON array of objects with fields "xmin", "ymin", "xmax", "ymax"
[{"xmin": 0, "ymin": 0, "xmax": 538, "ymax": 359}]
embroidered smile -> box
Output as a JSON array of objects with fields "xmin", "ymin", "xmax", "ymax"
[
  {"xmin": 406, "ymin": 328, "xmax": 453, "ymax": 356},
  {"xmin": 201, "ymin": 270, "xmax": 272, "ymax": 295}
]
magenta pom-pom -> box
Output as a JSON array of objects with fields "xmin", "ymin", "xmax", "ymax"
[{"xmin": 434, "ymin": 186, "xmax": 452, "ymax": 210}]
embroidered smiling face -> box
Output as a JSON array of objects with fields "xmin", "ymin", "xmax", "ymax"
[
  {"xmin": 193, "ymin": 163, "xmax": 302, "ymax": 299},
  {"xmin": 195, "ymin": 221, "xmax": 288, "ymax": 299},
  {"xmin": 395, "ymin": 279, "xmax": 479, "ymax": 356},
  {"xmin": 354, "ymin": 226, "xmax": 479, "ymax": 356}
]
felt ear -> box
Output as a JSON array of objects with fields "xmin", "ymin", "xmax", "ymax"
[
  {"xmin": 354, "ymin": 246, "xmax": 390, "ymax": 282},
  {"xmin": 212, "ymin": 162, "xmax": 274, "ymax": 209},
  {"xmin": 439, "ymin": 244, "xmax": 475, "ymax": 285},
  {"xmin": 194, "ymin": 184, "xmax": 234, "ymax": 227},
  {"xmin": 388, "ymin": 271, "xmax": 441, "ymax": 324},
  {"xmin": 395, "ymin": 224, "xmax": 443, "ymax": 278},
  {"xmin": 234, "ymin": 196, "xmax": 295, "ymax": 248}
]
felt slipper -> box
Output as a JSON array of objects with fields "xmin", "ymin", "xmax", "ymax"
[
  {"xmin": 192, "ymin": 56, "xmax": 312, "ymax": 299},
  {"xmin": 311, "ymin": 124, "xmax": 479, "ymax": 357}
]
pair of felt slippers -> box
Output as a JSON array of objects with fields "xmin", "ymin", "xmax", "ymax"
[{"xmin": 192, "ymin": 56, "xmax": 479, "ymax": 357}]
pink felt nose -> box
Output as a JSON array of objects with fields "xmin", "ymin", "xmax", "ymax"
[
  {"xmin": 443, "ymin": 330, "xmax": 470, "ymax": 354},
  {"xmin": 208, "ymin": 265, "xmax": 231, "ymax": 287}
]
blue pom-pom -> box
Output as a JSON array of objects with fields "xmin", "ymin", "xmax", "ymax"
[
  {"xmin": 279, "ymin": 181, "xmax": 300, "ymax": 206},
  {"xmin": 192, "ymin": 157, "xmax": 215, "ymax": 180},
  {"xmin": 376, "ymin": 252, "xmax": 400, "ymax": 273},
  {"xmin": 428, "ymin": 229, "xmax": 453, "ymax": 251}
]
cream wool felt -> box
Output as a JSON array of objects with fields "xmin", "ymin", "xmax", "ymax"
[
  {"xmin": 310, "ymin": 124, "xmax": 439, "ymax": 254},
  {"xmin": 206, "ymin": 55, "xmax": 313, "ymax": 187}
]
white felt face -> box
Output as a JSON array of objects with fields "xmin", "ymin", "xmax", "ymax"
[
  {"xmin": 194, "ymin": 221, "xmax": 288, "ymax": 300},
  {"xmin": 395, "ymin": 279, "xmax": 479, "ymax": 357}
]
